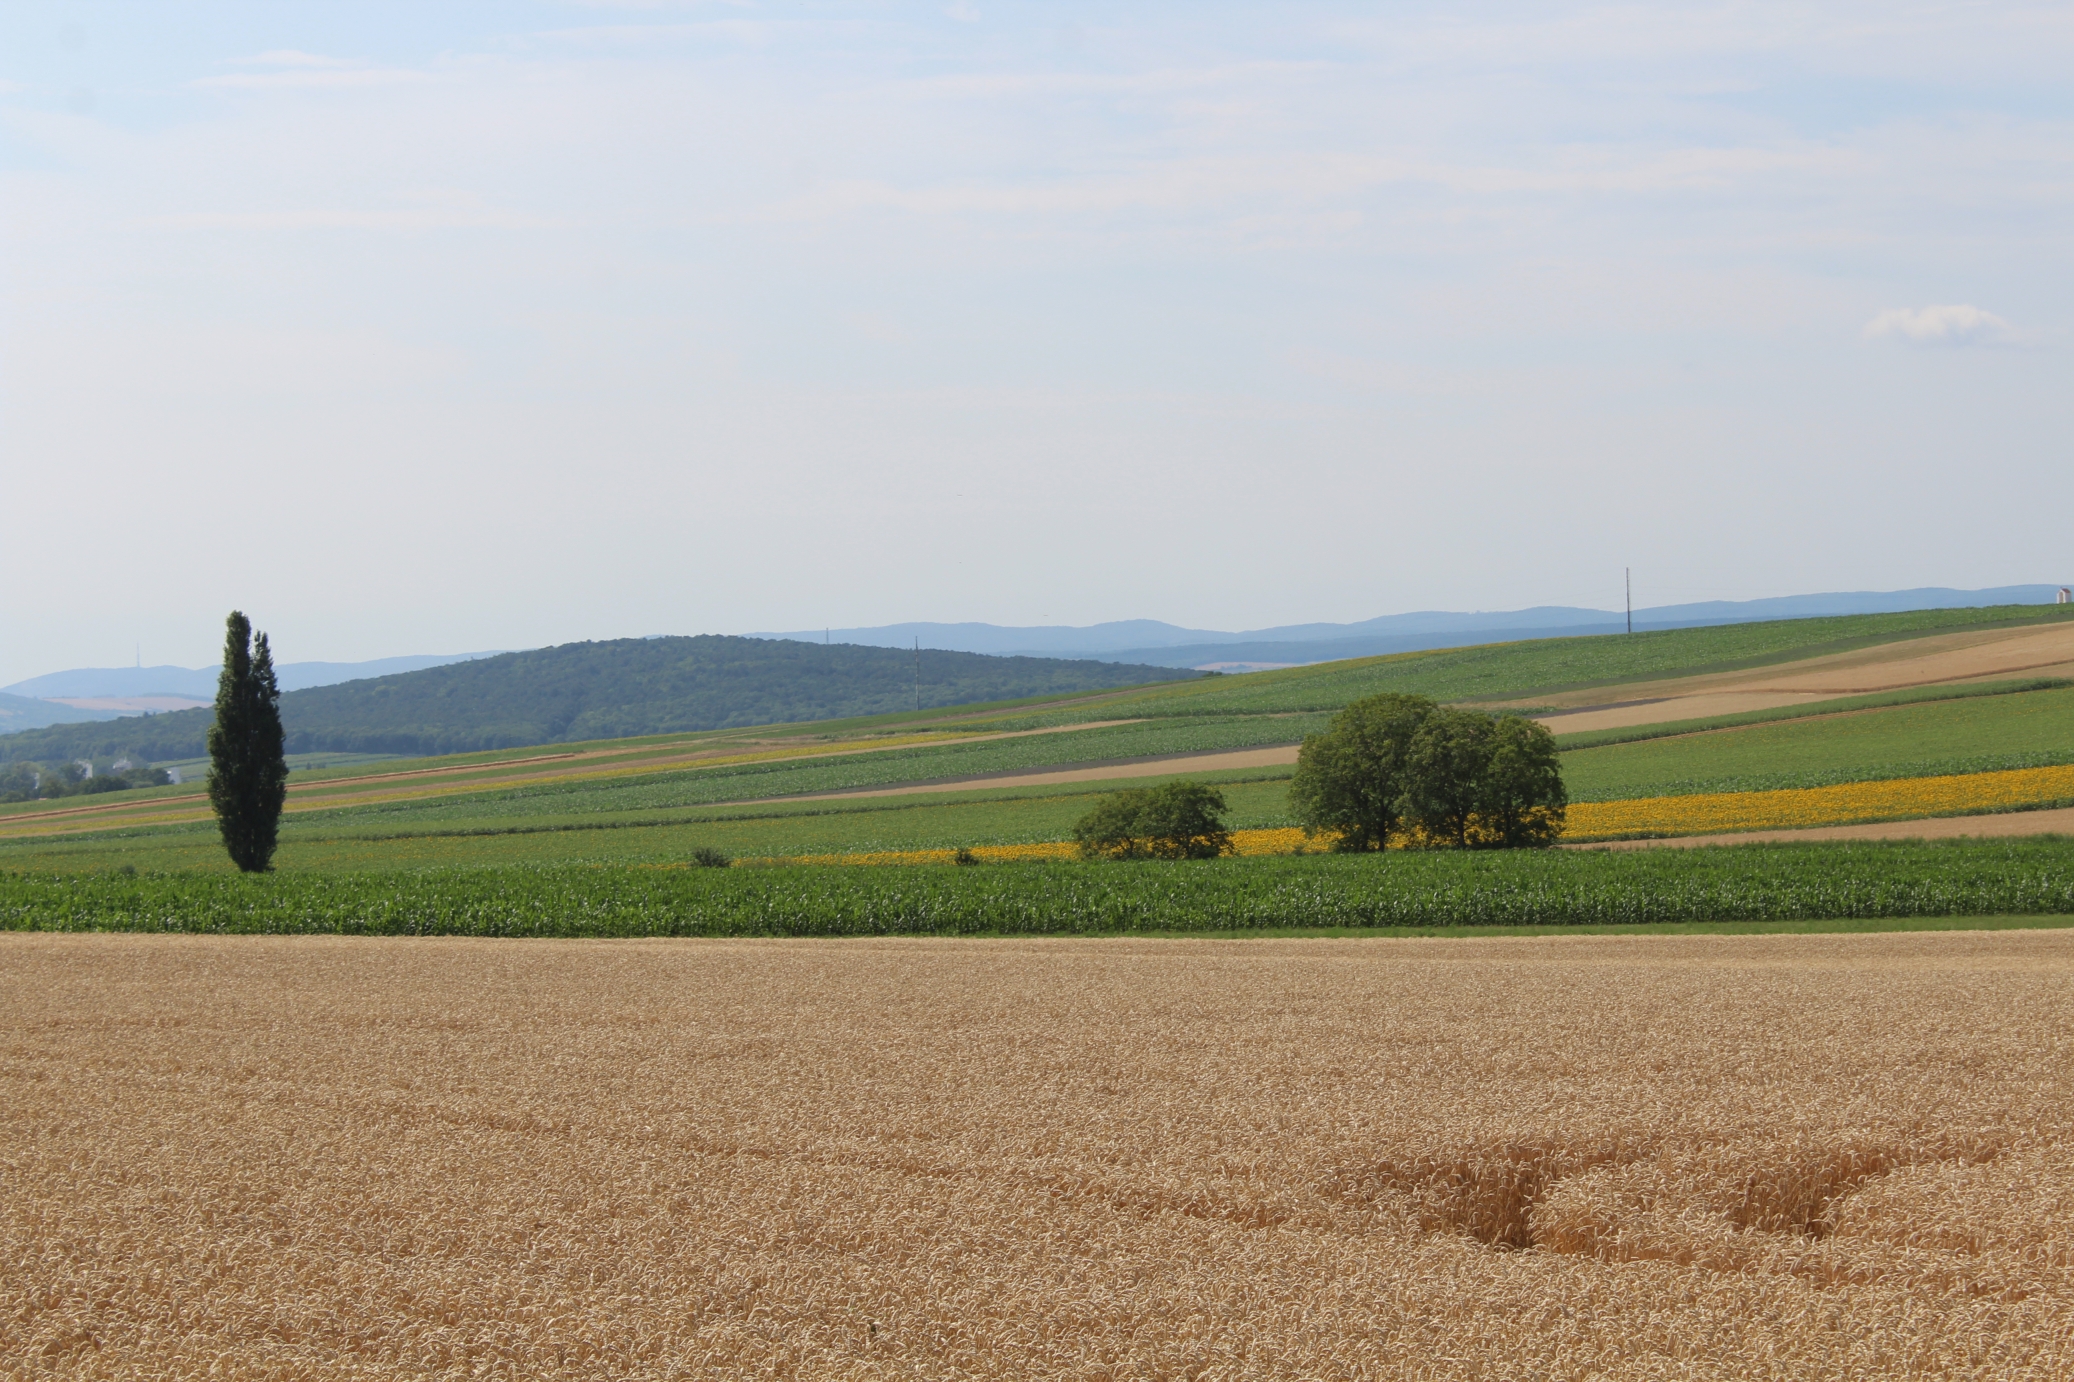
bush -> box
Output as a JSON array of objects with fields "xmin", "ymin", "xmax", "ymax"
[
  {"xmin": 952, "ymin": 847, "xmax": 981, "ymax": 866},
  {"xmin": 1073, "ymin": 781, "xmax": 1234, "ymax": 860},
  {"xmin": 690, "ymin": 847, "xmax": 732, "ymax": 869}
]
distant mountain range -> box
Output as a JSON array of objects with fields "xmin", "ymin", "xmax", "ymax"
[
  {"xmin": 758, "ymin": 586, "xmax": 2071, "ymax": 668},
  {"xmin": 3, "ymin": 652, "xmax": 505, "ymax": 703}
]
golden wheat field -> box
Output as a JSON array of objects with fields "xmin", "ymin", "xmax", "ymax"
[{"xmin": 6, "ymin": 932, "xmax": 2074, "ymax": 1380}]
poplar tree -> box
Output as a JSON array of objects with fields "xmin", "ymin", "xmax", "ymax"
[{"xmin": 207, "ymin": 611, "xmax": 289, "ymax": 872}]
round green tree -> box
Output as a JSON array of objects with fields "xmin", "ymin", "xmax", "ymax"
[
  {"xmin": 1288, "ymin": 693, "xmax": 1436, "ymax": 850},
  {"xmin": 1473, "ymin": 713, "xmax": 1567, "ymax": 848},
  {"xmin": 1398, "ymin": 706, "xmax": 1496, "ymax": 848}
]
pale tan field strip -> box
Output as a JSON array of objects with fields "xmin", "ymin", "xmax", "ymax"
[
  {"xmin": 6, "ymin": 933, "xmax": 2072, "ymax": 1379},
  {"xmin": 1582, "ymin": 805, "xmax": 2074, "ymax": 849},
  {"xmin": 1513, "ymin": 621, "xmax": 2074, "ymax": 734}
]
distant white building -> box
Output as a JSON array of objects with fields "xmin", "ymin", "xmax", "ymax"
[{"xmin": 74, "ymin": 758, "xmax": 94, "ymax": 779}]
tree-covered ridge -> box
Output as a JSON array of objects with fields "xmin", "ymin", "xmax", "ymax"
[{"xmin": 0, "ymin": 637, "xmax": 1204, "ymax": 764}]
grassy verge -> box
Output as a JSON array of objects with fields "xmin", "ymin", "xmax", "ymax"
[{"xmin": 12, "ymin": 839, "xmax": 2074, "ymax": 937}]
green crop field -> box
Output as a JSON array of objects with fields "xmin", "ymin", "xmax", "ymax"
[
  {"xmin": 9, "ymin": 838, "xmax": 2074, "ymax": 935},
  {"xmin": 1563, "ymin": 683, "xmax": 2074, "ymax": 800},
  {"xmin": 326, "ymin": 713, "xmax": 1321, "ymax": 822},
  {"xmin": 0, "ymin": 775, "xmax": 1305, "ymax": 875}
]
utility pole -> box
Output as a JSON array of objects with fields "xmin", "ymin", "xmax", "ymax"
[
  {"xmin": 1626, "ymin": 568, "xmax": 1632, "ymax": 634},
  {"xmin": 913, "ymin": 637, "xmax": 921, "ymax": 714}
]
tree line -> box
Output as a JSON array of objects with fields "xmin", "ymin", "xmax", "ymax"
[{"xmin": 0, "ymin": 760, "xmax": 172, "ymax": 803}]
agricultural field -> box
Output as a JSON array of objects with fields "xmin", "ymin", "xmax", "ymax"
[
  {"xmin": 9, "ymin": 681, "xmax": 2074, "ymax": 871},
  {"xmin": 12, "ymin": 840, "xmax": 2074, "ymax": 934},
  {"xmin": 10, "ymin": 605, "xmax": 2074, "ymax": 871},
  {"xmin": 6, "ymin": 929, "xmax": 2071, "ymax": 1378},
  {"xmin": 0, "ymin": 775, "xmax": 1304, "ymax": 875},
  {"xmin": 1562, "ymin": 683, "xmax": 2074, "ymax": 800}
]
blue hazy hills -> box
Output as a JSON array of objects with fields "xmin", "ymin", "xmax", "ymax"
[{"xmin": 759, "ymin": 585, "xmax": 2071, "ymax": 668}]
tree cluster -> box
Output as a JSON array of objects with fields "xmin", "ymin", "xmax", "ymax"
[
  {"xmin": 1289, "ymin": 694, "xmax": 1566, "ymax": 849},
  {"xmin": 0, "ymin": 761, "xmax": 171, "ymax": 803},
  {"xmin": 1073, "ymin": 781, "xmax": 1234, "ymax": 860}
]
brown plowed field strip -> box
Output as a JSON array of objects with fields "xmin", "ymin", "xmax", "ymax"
[
  {"xmin": 1513, "ymin": 620, "xmax": 2074, "ymax": 734},
  {"xmin": 6, "ymin": 931, "xmax": 2070, "ymax": 1378}
]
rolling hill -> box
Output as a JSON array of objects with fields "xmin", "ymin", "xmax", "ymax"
[
  {"xmin": 0, "ymin": 692, "xmax": 117, "ymax": 735},
  {"xmin": 0, "ymin": 636, "xmax": 1201, "ymax": 765}
]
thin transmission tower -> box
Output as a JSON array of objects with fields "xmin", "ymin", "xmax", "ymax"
[
  {"xmin": 1626, "ymin": 568, "xmax": 1632, "ymax": 634},
  {"xmin": 914, "ymin": 637, "xmax": 921, "ymax": 714}
]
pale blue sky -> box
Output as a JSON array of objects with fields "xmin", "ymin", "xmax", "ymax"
[{"xmin": 3, "ymin": 2, "xmax": 2069, "ymax": 681}]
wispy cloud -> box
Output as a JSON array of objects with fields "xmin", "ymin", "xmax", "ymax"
[
  {"xmin": 1863, "ymin": 304, "xmax": 2021, "ymax": 347},
  {"xmin": 236, "ymin": 50, "xmax": 362, "ymax": 69},
  {"xmin": 145, "ymin": 193, "xmax": 554, "ymax": 234},
  {"xmin": 198, "ymin": 51, "xmax": 425, "ymax": 90}
]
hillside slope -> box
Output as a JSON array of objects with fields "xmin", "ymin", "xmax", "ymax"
[
  {"xmin": 0, "ymin": 692, "xmax": 119, "ymax": 735},
  {"xmin": 0, "ymin": 637, "xmax": 1200, "ymax": 763}
]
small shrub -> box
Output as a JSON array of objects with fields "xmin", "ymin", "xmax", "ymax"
[
  {"xmin": 690, "ymin": 847, "xmax": 732, "ymax": 869},
  {"xmin": 1073, "ymin": 781, "xmax": 1233, "ymax": 861},
  {"xmin": 952, "ymin": 847, "xmax": 981, "ymax": 866}
]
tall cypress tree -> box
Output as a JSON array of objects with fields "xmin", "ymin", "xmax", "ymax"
[{"xmin": 207, "ymin": 611, "xmax": 289, "ymax": 873}]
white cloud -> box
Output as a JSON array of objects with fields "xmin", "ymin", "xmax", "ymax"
[{"xmin": 1863, "ymin": 304, "xmax": 2019, "ymax": 347}]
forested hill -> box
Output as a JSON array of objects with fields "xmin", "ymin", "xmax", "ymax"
[{"xmin": 0, "ymin": 637, "xmax": 1203, "ymax": 763}]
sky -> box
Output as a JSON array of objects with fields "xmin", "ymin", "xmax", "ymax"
[{"xmin": 3, "ymin": 1, "xmax": 2069, "ymax": 682}]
